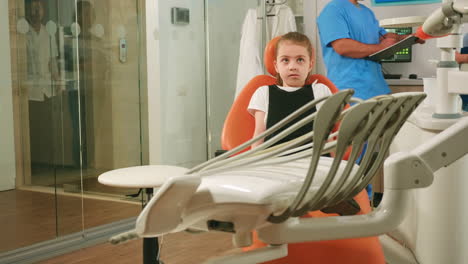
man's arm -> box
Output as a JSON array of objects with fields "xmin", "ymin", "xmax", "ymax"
[
  {"xmin": 331, "ymin": 37, "xmax": 398, "ymax": 59},
  {"xmin": 455, "ymin": 51, "xmax": 468, "ymax": 64}
]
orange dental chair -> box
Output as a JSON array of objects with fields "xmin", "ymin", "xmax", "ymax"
[{"xmin": 220, "ymin": 36, "xmax": 385, "ymax": 264}]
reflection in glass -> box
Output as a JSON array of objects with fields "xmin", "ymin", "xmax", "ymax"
[{"xmin": 26, "ymin": 0, "xmax": 59, "ymax": 181}]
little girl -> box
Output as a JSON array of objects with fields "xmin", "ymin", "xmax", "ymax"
[{"xmin": 248, "ymin": 32, "xmax": 332, "ymax": 147}]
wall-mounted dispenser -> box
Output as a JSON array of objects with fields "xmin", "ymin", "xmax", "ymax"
[{"xmin": 171, "ymin": 7, "xmax": 190, "ymax": 25}]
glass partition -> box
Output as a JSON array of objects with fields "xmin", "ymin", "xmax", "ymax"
[{"xmin": 2, "ymin": 0, "xmax": 144, "ymax": 254}]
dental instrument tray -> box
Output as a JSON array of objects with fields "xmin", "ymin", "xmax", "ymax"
[{"xmin": 367, "ymin": 35, "xmax": 418, "ymax": 62}]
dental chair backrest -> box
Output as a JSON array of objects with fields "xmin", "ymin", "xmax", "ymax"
[{"xmin": 221, "ymin": 36, "xmax": 339, "ymax": 152}]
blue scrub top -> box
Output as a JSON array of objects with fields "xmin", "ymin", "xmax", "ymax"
[{"xmin": 317, "ymin": 0, "xmax": 391, "ymax": 100}]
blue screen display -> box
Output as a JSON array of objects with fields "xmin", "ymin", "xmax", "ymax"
[{"xmin": 372, "ymin": 0, "xmax": 441, "ymax": 6}]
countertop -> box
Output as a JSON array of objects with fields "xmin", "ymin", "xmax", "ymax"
[{"xmin": 385, "ymin": 78, "xmax": 423, "ymax": 86}]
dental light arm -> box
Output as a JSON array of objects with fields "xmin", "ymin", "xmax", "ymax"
[
  {"xmin": 412, "ymin": 0, "xmax": 468, "ymax": 117},
  {"xmin": 416, "ymin": 0, "xmax": 468, "ymax": 40}
]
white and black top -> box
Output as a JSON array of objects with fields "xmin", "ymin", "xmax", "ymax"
[{"xmin": 248, "ymin": 80, "xmax": 332, "ymax": 145}]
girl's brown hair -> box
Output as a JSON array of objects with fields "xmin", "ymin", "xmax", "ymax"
[{"xmin": 275, "ymin": 32, "xmax": 315, "ymax": 86}]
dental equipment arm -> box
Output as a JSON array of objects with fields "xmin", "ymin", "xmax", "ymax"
[
  {"xmin": 257, "ymin": 117, "xmax": 468, "ymax": 247},
  {"xmin": 135, "ymin": 92, "xmax": 422, "ymax": 227}
]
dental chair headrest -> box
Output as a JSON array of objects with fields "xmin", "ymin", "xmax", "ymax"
[{"xmin": 264, "ymin": 36, "xmax": 281, "ymax": 76}]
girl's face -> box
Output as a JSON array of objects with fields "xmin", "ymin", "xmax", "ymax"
[{"xmin": 274, "ymin": 41, "xmax": 314, "ymax": 88}]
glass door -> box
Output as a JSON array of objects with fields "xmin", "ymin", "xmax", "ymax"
[{"xmin": 52, "ymin": 0, "xmax": 144, "ymax": 233}]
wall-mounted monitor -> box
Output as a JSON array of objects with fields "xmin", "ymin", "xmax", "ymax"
[
  {"xmin": 381, "ymin": 27, "xmax": 412, "ymax": 63},
  {"xmin": 372, "ymin": 0, "xmax": 441, "ymax": 6}
]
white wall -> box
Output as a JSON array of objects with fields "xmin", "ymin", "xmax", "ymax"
[
  {"xmin": 306, "ymin": 0, "xmax": 454, "ymax": 79},
  {"xmin": 147, "ymin": 0, "xmax": 207, "ymax": 168},
  {"xmin": 0, "ymin": 0, "xmax": 16, "ymax": 191},
  {"xmin": 205, "ymin": 0, "xmax": 255, "ymax": 157}
]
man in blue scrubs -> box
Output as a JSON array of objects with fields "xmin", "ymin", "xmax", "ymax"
[
  {"xmin": 317, "ymin": 0, "xmax": 410, "ymax": 204},
  {"xmin": 317, "ymin": 0, "xmax": 405, "ymax": 100}
]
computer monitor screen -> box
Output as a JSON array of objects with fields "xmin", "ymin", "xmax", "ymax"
[
  {"xmin": 381, "ymin": 27, "xmax": 412, "ymax": 63},
  {"xmin": 372, "ymin": 0, "xmax": 441, "ymax": 6}
]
